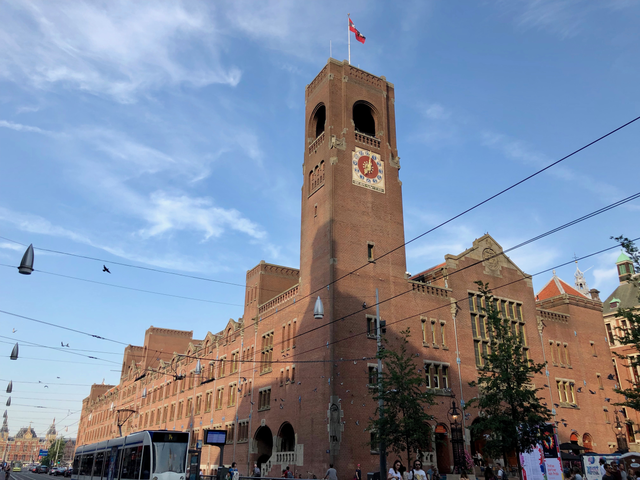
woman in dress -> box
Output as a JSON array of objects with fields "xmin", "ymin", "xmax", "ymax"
[{"xmin": 388, "ymin": 460, "xmax": 403, "ymax": 480}]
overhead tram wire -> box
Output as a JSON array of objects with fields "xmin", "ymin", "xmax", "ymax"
[
  {"xmin": 1, "ymin": 115, "xmax": 638, "ymax": 338},
  {"xmin": 131, "ymin": 191, "xmax": 640, "ymax": 367},
  {"xmin": 0, "ymin": 264, "xmax": 243, "ymax": 307},
  {"xmin": 0, "ymin": 123, "xmax": 637, "ymax": 374},
  {"xmin": 0, "ymin": 334, "xmax": 121, "ymax": 365},
  {"xmin": 290, "ymin": 235, "xmax": 640, "ymax": 360}
]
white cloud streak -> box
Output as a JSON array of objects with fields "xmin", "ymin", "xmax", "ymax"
[{"xmin": 0, "ymin": 0, "xmax": 241, "ymax": 103}]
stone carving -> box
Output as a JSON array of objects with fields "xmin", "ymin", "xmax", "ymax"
[
  {"xmin": 329, "ymin": 135, "xmax": 346, "ymax": 150},
  {"xmin": 482, "ymin": 248, "xmax": 499, "ymax": 271},
  {"xmin": 389, "ymin": 153, "xmax": 400, "ymax": 169},
  {"xmin": 327, "ymin": 398, "xmax": 344, "ymax": 455}
]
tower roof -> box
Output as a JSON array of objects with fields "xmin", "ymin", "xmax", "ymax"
[
  {"xmin": 617, "ymin": 251, "xmax": 632, "ymax": 263},
  {"xmin": 536, "ymin": 271, "xmax": 588, "ymax": 301}
]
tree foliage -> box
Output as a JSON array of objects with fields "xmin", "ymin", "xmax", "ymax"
[
  {"xmin": 466, "ymin": 282, "xmax": 551, "ymax": 464},
  {"xmin": 611, "ymin": 236, "xmax": 640, "ymax": 411},
  {"xmin": 41, "ymin": 438, "xmax": 66, "ymax": 467},
  {"xmin": 367, "ymin": 328, "xmax": 436, "ymax": 467}
]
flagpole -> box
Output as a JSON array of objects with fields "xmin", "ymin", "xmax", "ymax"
[{"xmin": 347, "ymin": 13, "xmax": 351, "ymax": 64}]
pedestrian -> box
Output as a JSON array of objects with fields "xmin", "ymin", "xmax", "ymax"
[
  {"xmin": 388, "ymin": 460, "xmax": 403, "ymax": 480},
  {"xmin": 497, "ymin": 464, "xmax": 506, "ymax": 480},
  {"xmin": 410, "ymin": 460, "xmax": 427, "ymax": 480},
  {"xmin": 325, "ymin": 464, "xmax": 338, "ymax": 480},
  {"xmin": 620, "ymin": 463, "xmax": 628, "ymax": 480},
  {"xmin": 601, "ymin": 460, "xmax": 608, "ymax": 478},
  {"xmin": 426, "ymin": 465, "xmax": 434, "ymax": 480},
  {"xmin": 484, "ymin": 466, "xmax": 496, "ymax": 480},
  {"xmin": 572, "ymin": 467, "xmax": 583, "ymax": 480},
  {"xmin": 287, "ymin": 466, "xmax": 294, "ymax": 479},
  {"xmin": 355, "ymin": 464, "xmax": 362, "ymax": 480},
  {"xmin": 604, "ymin": 465, "xmax": 615, "ymax": 480},
  {"xmin": 253, "ymin": 463, "xmax": 261, "ymax": 478}
]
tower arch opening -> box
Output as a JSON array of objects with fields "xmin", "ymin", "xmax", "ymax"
[
  {"xmin": 310, "ymin": 103, "xmax": 326, "ymax": 139},
  {"xmin": 353, "ymin": 101, "xmax": 376, "ymax": 137},
  {"xmin": 277, "ymin": 422, "xmax": 295, "ymax": 452}
]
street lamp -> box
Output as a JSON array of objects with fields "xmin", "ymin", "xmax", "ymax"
[
  {"xmin": 448, "ymin": 398, "xmax": 465, "ymax": 471},
  {"xmin": 314, "ymin": 296, "xmax": 324, "ymax": 319},
  {"xmin": 10, "ymin": 344, "xmax": 18, "ymax": 360},
  {"xmin": 613, "ymin": 409, "xmax": 629, "ymax": 453},
  {"xmin": 18, "ymin": 244, "xmax": 34, "ymax": 275}
]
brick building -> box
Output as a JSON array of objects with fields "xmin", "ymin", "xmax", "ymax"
[
  {"xmin": 0, "ymin": 418, "xmax": 57, "ymax": 463},
  {"xmin": 602, "ymin": 252, "xmax": 640, "ymax": 451},
  {"xmin": 77, "ymin": 59, "xmax": 624, "ymax": 477}
]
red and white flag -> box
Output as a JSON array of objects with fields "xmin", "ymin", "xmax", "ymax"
[{"xmin": 349, "ymin": 18, "xmax": 366, "ymax": 44}]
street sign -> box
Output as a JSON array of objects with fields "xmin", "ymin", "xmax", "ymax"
[{"xmin": 39, "ymin": 450, "xmax": 48, "ymax": 457}]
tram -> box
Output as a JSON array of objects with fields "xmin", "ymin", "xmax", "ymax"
[{"xmin": 73, "ymin": 431, "xmax": 189, "ymax": 480}]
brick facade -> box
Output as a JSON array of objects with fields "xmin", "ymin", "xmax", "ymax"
[{"xmin": 77, "ymin": 59, "xmax": 624, "ymax": 478}]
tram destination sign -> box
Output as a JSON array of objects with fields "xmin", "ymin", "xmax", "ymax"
[{"xmin": 204, "ymin": 429, "xmax": 226, "ymax": 445}]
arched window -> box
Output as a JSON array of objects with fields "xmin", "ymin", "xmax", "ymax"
[
  {"xmin": 313, "ymin": 105, "xmax": 326, "ymax": 138},
  {"xmin": 353, "ymin": 102, "xmax": 376, "ymax": 137}
]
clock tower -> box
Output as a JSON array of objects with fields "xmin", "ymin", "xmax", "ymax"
[{"xmin": 299, "ymin": 58, "xmax": 407, "ymax": 298}]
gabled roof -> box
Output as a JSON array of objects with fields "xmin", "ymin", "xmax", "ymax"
[
  {"xmin": 536, "ymin": 272, "xmax": 589, "ymax": 301},
  {"xmin": 603, "ymin": 282, "xmax": 640, "ymax": 315}
]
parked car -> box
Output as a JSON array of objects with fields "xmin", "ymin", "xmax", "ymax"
[
  {"xmin": 63, "ymin": 468, "xmax": 73, "ymax": 478},
  {"xmin": 37, "ymin": 465, "xmax": 48, "ymax": 474},
  {"xmin": 49, "ymin": 467, "xmax": 62, "ymax": 475},
  {"xmin": 30, "ymin": 466, "xmax": 38, "ymax": 473}
]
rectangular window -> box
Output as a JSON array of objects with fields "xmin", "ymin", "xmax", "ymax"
[
  {"xmin": 228, "ymin": 384, "xmax": 237, "ymax": 407},
  {"xmin": 469, "ymin": 294, "xmax": 475, "ymax": 313},
  {"xmin": 440, "ymin": 322, "xmax": 446, "ymax": 347},
  {"xmin": 185, "ymin": 397, "xmax": 192, "ymax": 416},
  {"xmin": 441, "ymin": 365, "xmax": 449, "ymax": 389},
  {"xmin": 519, "ymin": 323, "xmax": 527, "ymax": 346},
  {"xmin": 430, "ymin": 321, "xmax": 436, "ymax": 344},
  {"xmin": 292, "ymin": 320, "xmax": 297, "ymax": 348},
  {"xmin": 564, "ymin": 344, "xmax": 571, "ymax": 366},
  {"xmin": 156, "ymin": 408, "xmax": 161, "ymax": 425},
  {"xmin": 287, "ymin": 323, "xmax": 292, "ymax": 349},
  {"xmin": 258, "ymin": 388, "xmax": 271, "ymax": 411},
  {"xmin": 195, "ymin": 395, "xmax": 202, "ymax": 415},
  {"xmin": 231, "ymin": 351, "xmax": 239, "ymax": 373},
  {"xmin": 597, "ymin": 374, "xmax": 603, "ymax": 389},
  {"xmin": 368, "ymin": 315, "xmax": 377, "ymax": 339},
  {"xmin": 479, "ymin": 316, "xmax": 487, "ymax": 339},
  {"xmin": 549, "ymin": 341, "xmax": 555, "ymax": 364},
  {"xmin": 280, "ymin": 369, "xmax": 284, "ymax": 387},
  {"xmin": 517, "ymin": 304, "xmax": 523, "ymax": 320},
  {"xmin": 556, "ymin": 343, "xmax": 562, "ymax": 365},
  {"xmin": 261, "ymin": 332, "xmax": 274, "ymax": 373},
  {"xmin": 606, "ymin": 324, "xmax": 615, "ymax": 344},
  {"xmin": 590, "ymin": 342, "xmax": 597, "ymax": 356},
  {"xmin": 425, "ymin": 364, "xmax": 432, "ymax": 388},
  {"xmin": 368, "ymin": 243, "xmax": 374, "ymax": 262},
  {"xmin": 291, "ymin": 365, "xmax": 296, "ymax": 383},
  {"xmin": 226, "ymin": 423, "xmax": 235, "ymax": 444},
  {"xmin": 368, "ymin": 366, "xmax": 378, "ymax": 387},
  {"xmin": 500, "ymin": 300, "xmax": 507, "ymax": 318},
  {"xmin": 471, "ymin": 315, "xmax": 478, "ymax": 338},
  {"xmin": 215, "ymin": 387, "xmax": 224, "ymax": 410},
  {"xmin": 281, "ymin": 325, "xmax": 286, "ymax": 352},
  {"xmin": 238, "ymin": 420, "xmax": 250, "ymax": 443},
  {"xmin": 220, "ymin": 356, "xmax": 227, "ymax": 377},
  {"xmin": 474, "ymin": 342, "xmax": 482, "ymax": 367},
  {"xmin": 169, "ymin": 403, "xmax": 175, "ymax": 421},
  {"xmin": 177, "ymin": 401, "xmax": 184, "ymax": 420},
  {"xmin": 432, "ymin": 365, "xmax": 440, "ymax": 388}
]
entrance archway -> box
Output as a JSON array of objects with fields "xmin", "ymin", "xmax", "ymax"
[
  {"xmin": 583, "ymin": 433, "xmax": 594, "ymax": 453},
  {"xmin": 255, "ymin": 425, "xmax": 274, "ymax": 467},
  {"xmin": 435, "ymin": 424, "xmax": 451, "ymax": 473},
  {"xmin": 277, "ymin": 422, "xmax": 295, "ymax": 452}
]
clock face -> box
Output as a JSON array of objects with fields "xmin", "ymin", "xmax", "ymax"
[{"xmin": 352, "ymin": 149, "xmax": 385, "ymax": 194}]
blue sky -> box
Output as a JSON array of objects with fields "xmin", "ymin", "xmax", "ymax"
[{"xmin": 0, "ymin": 0, "xmax": 639, "ymax": 439}]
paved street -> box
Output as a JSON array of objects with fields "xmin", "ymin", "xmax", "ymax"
[{"xmin": 8, "ymin": 472, "xmax": 63, "ymax": 480}]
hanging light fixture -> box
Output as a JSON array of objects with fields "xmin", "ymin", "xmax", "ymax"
[
  {"xmin": 3, "ymin": 410, "xmax": 7, "ymax": 418},
  {"xmin": 314, "ymin": 296, "xmax": 324, "ymax": 319},
  {"xmin": 6, "ymin": 397, "xmax": 11, "ymax": 407},
  {"xmin": 6, "ymin": 381, "xmax": 12, "ymax": 393},
  {"xmin": 18, "ymin": 244, "xmax": 34, "ymax": 275},
  {"xmin": 195, "ymin": 359, "xmax": 202, "ymax": 376},
  {"xmin": 10, "ymin": 343, "xmax": 18, "ymax": 360}
]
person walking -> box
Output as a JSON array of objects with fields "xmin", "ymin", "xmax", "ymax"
[
  {"xmin": 388, "ymin": 460, "xmax": 403, "ymax": 480},
  {"xmin": 410, "ymin": 460, "xmax": 427, "ymax": 480},
  {"xmin": 484, "ymin": 466, "xmax": 496, "ymax": 480},
  {"xmin": 355, "ymin": 464, "xmax": 362, "ymax": 480},
  {"xmin": 253, "ymin": 463, "xmax": 261, "ymax": 478},
  {"xmin": 325, "ymin": 464, "xmax": 338, "ymax": 480}
]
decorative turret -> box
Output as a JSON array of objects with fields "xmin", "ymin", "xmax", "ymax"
[
  {"xmin": 616, "ymin": 251, "xmax": 635, "ymax": 284},
  {"xmin": 0, "ymin": 417, "xmax": 8, "ymax": 441},
  {"xmin": 46, "ymin": 418, "xmax": 56, "ymax": 442},
  {"xmin": 574, "ymin": 261, "xmax": 591, "ymax": 297}
]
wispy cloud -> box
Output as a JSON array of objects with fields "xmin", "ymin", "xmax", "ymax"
[
  {"xmin": 0, "ymin": 1, "xmax": 241, "ymax": 103},
  {"xmin": 495, "ymin": 0, "xmax": 637, "ymax": 38},
  {"xmin": 138, "ymin": 191, "xmax": 266, "ymax": 241},
  {"xmin": 0, "ymin": 119, "xmax": 53, "ymax": 135},
  {"xmin": 0, "ymin": 207, "xmax": 93, "ymax": 245},
  {"xmin": 481, "ymin": 131, "xmax": 621, "ymax": 200}
]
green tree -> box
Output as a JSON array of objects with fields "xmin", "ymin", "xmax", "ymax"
[
  {"xmin": 367, "ymin": 328, "xmax": 436, "ymax": 467},
  {"xmin": 466, "ymin": 282, "xmax": 551, "ymax": 477},
  {"xmin": 611, "ymin": 236, "xmax": 640, "ymax": 411},
  {"xmin": 41, "ymin": 438, "xmax": 66, "ymax": 467}
]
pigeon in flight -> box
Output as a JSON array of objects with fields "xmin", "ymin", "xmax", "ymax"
[
  {"xmin": 605, "ymin": 398, "xmax": 611, "ymax": 402},
  {"xmin": 103, "ymin": 265, "xmax": 111, "ymax": 274},
  {"xmin": 577, "ymin": 387, "xmax": 582, "ymax": 393},
  {"xmin": 589, "ymin": 389, "xmax": 596, "ymax": 394},
  {"xmin": 44, "ymin": 385, "xmax": 49, "ymax": 388},
  {"xmin": 12, "ymin": 328, "xmax": 17, "ymax": 333},
  {"xmin": 608, "ymin": 374, "xmax": 615, "ymax": 380}
]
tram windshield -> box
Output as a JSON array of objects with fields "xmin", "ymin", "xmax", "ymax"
[{"xmin": 152, "ymin": 442, "xmax": 187, "ymax": 474}]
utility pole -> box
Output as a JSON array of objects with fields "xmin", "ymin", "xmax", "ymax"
[{"xmin": 375, "ymin": 289, "xmax": 386, "ymax": 480}]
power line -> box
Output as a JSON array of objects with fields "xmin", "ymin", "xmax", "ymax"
[
  {"xmin": 0, "ymin": 334, "xmax": 120, "ymax": 364},
  {"xmin": 2, "ymin": 115, "xmax": 637, "ymax": 348},
  {"xmin": 0, "ymin": 264, "xmax": 243, "ymax": 307}
]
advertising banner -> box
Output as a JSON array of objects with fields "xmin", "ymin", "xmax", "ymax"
[
  {"xmin": 520, "ymin": 425, "xmax": 562, "ymax": 480},
  {"xmin": 583, "ymin": 454, "xmax": 621, "ymax": 480}
]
